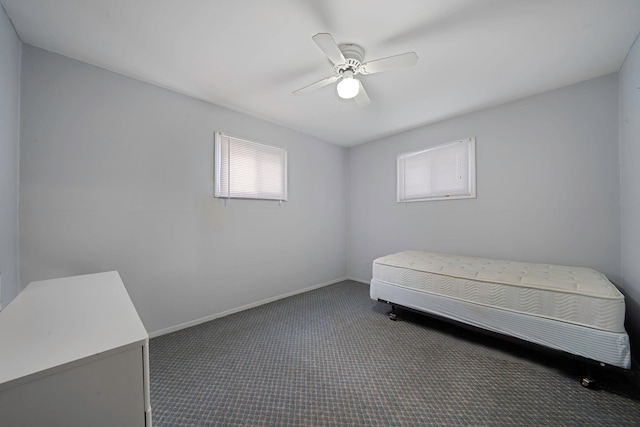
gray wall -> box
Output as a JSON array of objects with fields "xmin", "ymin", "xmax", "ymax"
[
  {"xmin": 347, "ymin": 75, "xmax": 621, "ymax": 286},
  {"xmin": 620, "ymin": 33, "xmax": 640, "ymax": 352},
  {"xmin": 0, "ymin": 6, "xmax": 21, "ymax": 309},
  {"xmin": 19, "ymin": 46, "xmax": 348, "ymax": 335}
]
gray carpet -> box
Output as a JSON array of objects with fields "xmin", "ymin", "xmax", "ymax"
[{"xmin": 149, "ymin": 280, "xmax": 640, "ymax": 426}]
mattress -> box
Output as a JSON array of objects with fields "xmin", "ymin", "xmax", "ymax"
[
  {"xmin": 373, "ymin": 251, "xmax": 625, "ymax": 332},
  {"xmin": 371, "ymin": 251, "xmax": 631, "ymax": 369}
]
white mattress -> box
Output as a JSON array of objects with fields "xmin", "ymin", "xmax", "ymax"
[{"xmin": 372, "ymin": 251, "xmax": 626, "ymax": 333}]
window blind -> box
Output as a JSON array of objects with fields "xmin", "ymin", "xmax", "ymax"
[
  {"xmin": 214, "ymin": 132, "xmax": 288, "ymax": 201},
  {"xmin": 397, "ymin": 138, "xmax": 476, "ymax": 202}
]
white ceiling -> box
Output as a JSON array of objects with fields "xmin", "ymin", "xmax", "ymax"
[{"xmin": 2, "ymin": 0, "xmax": 640, "ymax": 147}]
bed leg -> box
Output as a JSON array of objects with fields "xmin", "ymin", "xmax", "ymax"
[
  {"xmin": 389, "ymin": 305, "xmax": 398, "ymax": 321},
  {"xmin": 581, "ymin": 366, "xmax": 595, "ymax": 388}
]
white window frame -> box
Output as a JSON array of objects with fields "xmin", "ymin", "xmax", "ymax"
[
  {"xmin": 214, "ymin": 132, "xmax": 288, "ymax": 201},
  {"xmin": 397, "ymin": 137, "xmax": 476, "ymax": 202}
]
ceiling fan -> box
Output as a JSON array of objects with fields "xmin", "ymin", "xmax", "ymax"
[{"xmin": 293, "ymin": 33, "xmax": 418, "ymax": 107}]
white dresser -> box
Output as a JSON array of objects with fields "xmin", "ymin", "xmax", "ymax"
[{"xmin": 0, "ymin": 271, "xmax": 151, "ymax": 427}]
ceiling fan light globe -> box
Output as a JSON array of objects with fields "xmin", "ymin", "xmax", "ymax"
[{"xmin": 337, "ymin": 77, "xmax": 360, "ymax": 99}]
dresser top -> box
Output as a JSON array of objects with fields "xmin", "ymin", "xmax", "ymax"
[{"xmin": 0, "ymin": 271, "xmax": 148, "ymax": 390}]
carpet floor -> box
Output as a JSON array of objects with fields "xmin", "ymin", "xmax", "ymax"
[{"xmin": 149, "ymin": 280, "xmax": 640, "ymax": 426}]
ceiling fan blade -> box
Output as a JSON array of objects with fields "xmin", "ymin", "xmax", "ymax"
[
  {"xmin": 292, "ymin": 75, "xmax": 340, "ymax": 96},
  {"xmin": 312, "ymin": 33, "xmax": 346, "ymax": 65},
  {"xmin": 354, "ymin": 81, "xmax": 371, "ymax": 108},
  {"xmin": 360, "ymin": 51, "xmax": 418, "ymax": 75}
]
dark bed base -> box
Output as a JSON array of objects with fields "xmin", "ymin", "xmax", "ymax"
[{"xmin": 378, "ymin": 299, "xmax": 637, "ymax": 389}]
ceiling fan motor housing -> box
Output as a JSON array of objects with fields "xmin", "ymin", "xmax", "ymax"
[
  {"xmin": 339, "ymin": 44, "xmax": 364, "ymax": 62},
  {"xmin": 333, "ymin": 43, "xmax": 364, "ymax": 75}
]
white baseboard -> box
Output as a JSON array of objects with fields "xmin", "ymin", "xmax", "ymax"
[
  {"xmin": 149, "ymin": 276, "xmax": 349, "ymax": 338},
  {"xmin": 346, "ymin": 276, "xmax": 370, "ymax": 285}
]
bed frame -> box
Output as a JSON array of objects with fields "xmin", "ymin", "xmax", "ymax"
[{"xmin": 370, "ymin": 251, "xmax": 632, "ymax": 387}]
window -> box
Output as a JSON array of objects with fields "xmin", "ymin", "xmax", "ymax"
[
  {"xmin": 397, "ymin": 137, "xmax": 476, "ymax": 202},
  {"xmin": 214, "ymin": 132, "xmax": 288, "ymax": 201}
]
